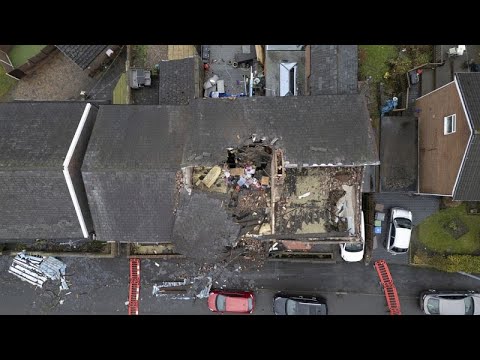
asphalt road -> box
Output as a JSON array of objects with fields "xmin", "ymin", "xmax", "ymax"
[{"xmin": 1, "ymin": 255, "xmax": 479, "ymax": 315}]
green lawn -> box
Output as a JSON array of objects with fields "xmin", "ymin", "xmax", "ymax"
[
  {"xmin": 8, "ymin": 45, "xmax": 46, "ymax": 68},
  {"xmin": 113, "ymin": 73, "xmax": 129, "ymax": 104},
  {"xmin": 417, "ymin": 203, "xmax": 480, "ymax": 254},
  {"xmin": 358, "ymin": 45, "xmax": 397, "ymax": 82},
  {"xmin": 0, "ymin": 64, "xmax": 17, "ymax": 99}
]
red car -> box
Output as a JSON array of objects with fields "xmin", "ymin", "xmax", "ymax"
[{"xmin": 207, "ymin": 290, "xmax": 255, "ymax": 314}]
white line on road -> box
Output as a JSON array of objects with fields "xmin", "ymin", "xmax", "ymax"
[{"xmin": 458, "ymin": 271, "xmax": 480, "ymax": 282}]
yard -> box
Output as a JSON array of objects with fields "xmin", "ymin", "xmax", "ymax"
[
  {"xmin": 8, "ymin": 45, "xmax": 46, "ymax": 68},
  {"xmin": 113, "ymin": 72, "xmax": 129, "ymax": 104},
  {"xmin": 358, "ymin": 45, "xmax": 433, "ymax": 128},
  {"xmin": 417, "ymin": 203, "xmax": 480, "ymax": 254},
  {"xmin": 413, "ymin": 203, "xmax": 480, "ymax": 273}
]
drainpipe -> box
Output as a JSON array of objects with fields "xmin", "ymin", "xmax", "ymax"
[{"xmin": 249, "ymin": 66, "xmax": 253, "ymax": 97}]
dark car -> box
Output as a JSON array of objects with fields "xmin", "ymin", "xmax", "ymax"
[
  {"xmin": 273, "ymin": 294, "xmax": 327, "ymax": 315},
  {"xmin": 420, "ymin": 290, "xmax": 480, "ymax": 315}
]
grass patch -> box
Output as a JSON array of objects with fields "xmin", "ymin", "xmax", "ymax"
[
  {"xmin": 417, "ymin": 203, "xmax": 480, "ymax": 254},
  {"xmin": 8, "ymin": 45, "xmax": 46, "ymax": 68},
  {"xmin": 113, "ymin": 72, "xmax": 129, "ymax": 104},
  {"xmin": 131, "ymin": 45, "xmax": 147, "ymax": 68},
  {"xmin": 413, "ymin": 250, "xmax": 480, "ymax": 273},
  {"xmin": 359, "ymin": 45, "xmax": 397, "ymax": 82},
  {"xmin": 0, "ymin": 64, "xmax": 17, "ymax": 99}
]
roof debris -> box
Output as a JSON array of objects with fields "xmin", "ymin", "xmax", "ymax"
[{"xmin": 8, "ymin": 251, "xmax": 69, "ymax": 290}]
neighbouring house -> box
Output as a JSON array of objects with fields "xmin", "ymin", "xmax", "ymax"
[
  {"xmin": 416, "ymin": 72, "xmax": 480, "ymax": 200},
  {"xmin": 264, "ymin": 45, "xmax": 305, "ymax": 96},
  {"xmin": 157, "ymin": 56, "xmax": 204, "ymax": 105},
  {"xmin": 306, "ymin": 45, "xmax": 358, "ymax": 95},
  {"xmin": 55, "ymin": 45, "xmax": 122, "ymax": 77},
  {"xmin": 0, "ymin": 102, "xmax": 97, "ymax": 240},
  {"xmin": 0, "ymin": 45, "xmax": 56, "ymax": 79}
]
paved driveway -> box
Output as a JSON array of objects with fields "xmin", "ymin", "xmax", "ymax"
[
  {"xmin": 370, "ymin": 193, "xmax": 440, "ymax": 265},
  {"xmin": 380, "ymin": 116, "xmax": 417, "ymax": 192}
]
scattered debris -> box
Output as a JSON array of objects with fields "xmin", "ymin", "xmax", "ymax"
[
  {"xmin": 154, "ymin": 262, "xmax": 160, "ymax": 267},
  {"xmin": 125, "ymin": 301, "xmax": 129, "ymax": 306},
  {"xmin": 193, "ymin": 276, "xmax": 212, "ymax": 299},
  {"xmin": 202, "ymin": 166, "xmax": 222, "ymax": 188},
  {"xmin": 59, "ymin": 299, "xmax": 64, "ymax": 305},
  {"xmin": 298, "ymin": 192, "xmax": 311, "ymax": 199},
  {"xmin": 8, "ymin": 251, "xmax": 69, "ymax": 290}
]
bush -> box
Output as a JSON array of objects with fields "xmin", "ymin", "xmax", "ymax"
[{"xmin": 414, "ymin": 250, "xmax": 480, "ymax": 273}]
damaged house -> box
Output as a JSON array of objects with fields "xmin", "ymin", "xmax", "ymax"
[
  {"xmin": 0, "ymin": 47, "xmax": 378, "ymax": 263},
  {"xmin": 81, "ymin": 94, "xmax": 377, "ymax": 261}
]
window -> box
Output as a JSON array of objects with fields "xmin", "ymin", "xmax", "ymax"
[
  {"xmin": 444, "ymin": 114, "xmax": 456, "ymax": 135},
  {"xmin": 279, "ymin": 62, "xmax": 297, "ymax": 96}
]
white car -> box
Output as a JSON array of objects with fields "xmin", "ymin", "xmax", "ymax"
[
  {"xmin": 386, "ymin": 207, "xmax": 413, "ymax": 255},
  {"xmin": 340, "ymin": 211, "xmax": 365, "ymax": 262}
]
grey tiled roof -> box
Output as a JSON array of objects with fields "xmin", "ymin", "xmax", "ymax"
[
  {"xmin": 172, "ymin": 192, "xmax": 241, "ymax": 261},
  {"xmin": 0, "ymin": 171, "xmax": 84, "ymax": 239},
  {"xmin": 310, "ymin": 45, "xmax": 358, "ymax": 95},
  {"xmin": 82, "ymin": 170, "xmax": 176, "ymax": 242},
  {"xmin": 183, "ymin": 95, "xmax": 378, "ymax": 167},
  {"xmin": 56, "ymin": 45, "xmax": 108, "ymax": 70},
  {"xmin": 453, "ymin": 135, "xmax": 480, "ymax": 201},
  {"xmin": 0, "ymin": 102, "xmax": 90, "ymax": 169},
  {"xmin": 82, "ymin": 105, "xmax": 190, "ymax": 171},
  {"xmin": 456, "ymin": 72, "xmax": 480, "ymax": 131},
  {"xmin": 0, "ymin": 102, "xmax": 96, "ymax": 239},
  {"xmin": 158, "ymin": 57, "xmax": 202, "ymax": 105},
  {"xmin": 453, "ymin": 73, "xmax": 480, "ymax": 200}
]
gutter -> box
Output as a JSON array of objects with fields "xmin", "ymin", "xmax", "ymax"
[{"xmin": 63, "ymin": 103, "xmax": 92, "ymax": 238}]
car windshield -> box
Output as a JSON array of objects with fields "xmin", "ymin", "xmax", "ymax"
[
  {"xmin": 427, "ymin": 298, "xmax": 440, "ymax": 314},
  {"xmin": 391, "ymin": 246, "xmax": 407, "ymax": 253},
  {"xmin": 345, "ymin": 242, "xmax": 364, "ymax": 252},
  {"xmin": 216, "ymin": 294, "xmax": 226, "ymax": 311},
  {"xmin": 286, "ymin": 299, "xmax": 297, "ymax": 314},
  {"xmin": 465, "ymin": 297, "xmax": 474, "ymax": 315},
  {"xmin": 395, "ymin": 218, "xmax": 412, "ymax": 229}
]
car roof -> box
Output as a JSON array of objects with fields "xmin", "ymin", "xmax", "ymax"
[
  {"xmin": 295, "ymin": 301, "xmax": 327, "ymax": 315},
  {"xmin": 438, "ymin": 298, "xmax": 468, "ymax": 315},
  {"xmin": 393, "ymin": 228, "xmax": 411, "ymax": 249},
  {"xmin": 225, "ymin": 296, "xmax": 251, "ymax": 312},
  {"xmin": 392, "ymin": 208, "xmax": 412, "ymax": 220}
]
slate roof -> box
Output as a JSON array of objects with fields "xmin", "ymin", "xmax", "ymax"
[
  {"xmin": 183, "ymin": 95, "xmax": 379, "ymax": 167},
  {"xmin": 158, "ymin": 57, "xmax": 202, "ymax": 105},
  {"xmin": 0, "ymin": 102, "xmax": 96, "ymax": 239},
  {"xmin": 456, "ymin": 72, "xmax": 480, "ymax": 131},
  {"xmin": 82, "ymin": 105, "xmax": 189, "ymax": 242},
  {"xmin": 310, "ymin": 45, "xmax": 358, "ymax": 95},
  {"xmin": 0, "ymin": 102, "xmax": 91, "ymax": 169},
  {"xmin": 82, "ymin": 105, "xmax": 190, "ymax": 171},
  {"xmin": 451, "ymin": 73, "xmax": 480, "ymax": 200},
  {"xmin": 172, "ymin": 192, "xmax": 241, "ymax": 260},
  {"xmin": 83, "ymin": 170, "xmax": 176, "ymax": 242},
  {"xmin": 56, "ymin": 45, "xmax": 108, "ymax": 70}
]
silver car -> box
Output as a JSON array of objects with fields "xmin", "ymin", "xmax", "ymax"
[{"xmin": 420, "ymin": 290, "xmax": 480, "ymax": 315}]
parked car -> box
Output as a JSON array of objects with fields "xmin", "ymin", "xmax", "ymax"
[
  {"xmin": 273, "ymin": 294, "xmax": 327, "ymax": 315},
  {"xmin": 386, "ymin": 207, "xmax": 413, "ymax": 255},
  {"xmin": 207, "ymin": 289, "xmax": 254, "ymax": 314},
  {"xmin": 340, "ymin": 211, "xmax": 365, "ymax": 262},
  {"xmin": 420, "ymin": 290, "xmax": 480, "ymax": 315}
]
